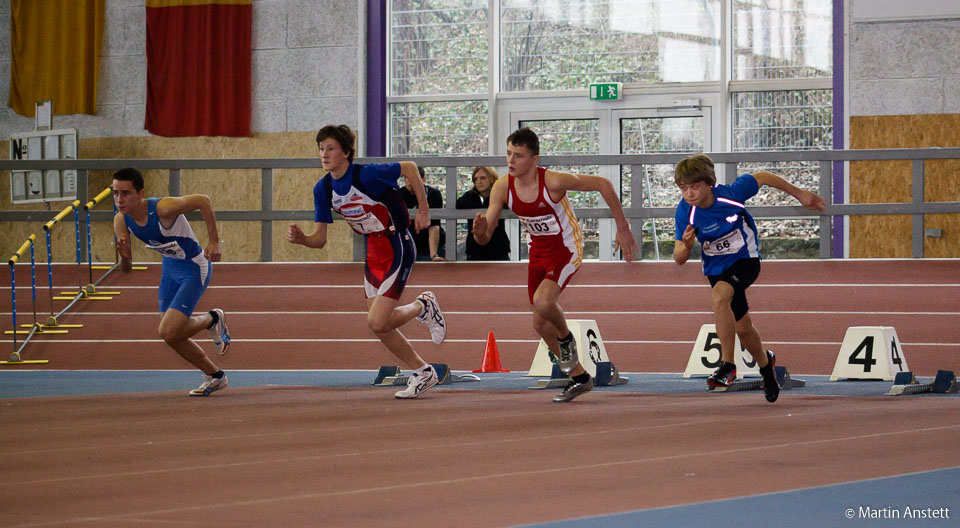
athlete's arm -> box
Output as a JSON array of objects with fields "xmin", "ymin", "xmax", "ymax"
[
  {"xmin": 156, "ymin": 194, "xmax": 222, "ymax": 261},
  {"xmin": 546, "ymin": 171, "xmax": 639, "ymax": 262},
  {"xmin": 472, "ymin": 176, "xmax": 507, "ymax": 245},
  {"xmin": 674, "ymin": 225, "xmax": 696, "ymax": 266},
  {"xmin": 113, "ymin": 213, "xmax": 133, "ymax": 273},
  {"xmin": 752, "ymin": 171, "xmax": 826, "ymax": 211},
  {"xmin": 400, "ymin": 161, "xmax": 430, "ymax": 233},
  {"xmin": 287, "ymin": 222, "xmax": 328, "ymax": 249}
]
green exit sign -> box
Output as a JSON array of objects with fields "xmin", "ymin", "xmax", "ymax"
[{"xmin": 589, "ymin": 82, "xmax": 622, "ymax": 101}]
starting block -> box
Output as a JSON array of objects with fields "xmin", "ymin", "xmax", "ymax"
[
  {"xmin": 373, "ymin": 364, "xmax": 480, "ymax": 387},
  {"xmin": 711, "ymin": 366, "xmax": 805, "ymax": 393},
  {"xmin": 887, "ymin": 370, "xmax": 958, "ymax": 396},
  {"xmin": 595, "ymin": 361, "xmax": 628, "ymax": 386},
  {"xmin": 530, "ymin": 361, "xmax": 629, "ymax": 389},
  {"xmin": 529, "ymin": 364, "xmax": 570, "ymax": 389}
]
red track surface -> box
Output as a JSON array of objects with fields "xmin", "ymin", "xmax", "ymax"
[
  {"xmin": 3, "ymin": 260, "xmax": 958, "ymax": 375},
  {"xmin": 2, "ymin": 260, "xmax": 959, "ymax": 527}
]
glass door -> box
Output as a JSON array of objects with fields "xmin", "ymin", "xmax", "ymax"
[{"xmin": 503, "ymin": 98, "xmax": 712, "ymax": 260}]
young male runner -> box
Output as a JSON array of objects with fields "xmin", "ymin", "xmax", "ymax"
[
  {"xmin": 473, "ymin": 127, "xmax": 638, "ymax": 402},
  {"xmin": 286, "ymin": 125, "xmax": 446, "ymax": 399},
  {"xmin": 672, "ymin": 154, "xmax": 826, "ymax": 402},
  {"xmin": 112, "ymin": 168, "xmax": 231, "ymax": 396}
]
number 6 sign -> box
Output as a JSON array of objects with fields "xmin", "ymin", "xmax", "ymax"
[{"xmin": 682, "ymin": 324, "xmax": 760, "ymax": 379}]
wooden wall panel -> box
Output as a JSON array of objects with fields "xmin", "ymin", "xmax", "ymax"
[
  {"xmin": 1, "ymin": 132, "xmax": 345, "ymax": 262},
  {"xmin": 849, "ymin": 114, "xmax": 960, "ymax": 257}
]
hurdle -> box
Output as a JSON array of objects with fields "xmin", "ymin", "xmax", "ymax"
[
  {"xmin": 4, "ymin": 236, "xmax": 50, "ymax": 364},
  {"xmin": 4, "ymin": 187, "xmax": 123, "ymax": 364}
]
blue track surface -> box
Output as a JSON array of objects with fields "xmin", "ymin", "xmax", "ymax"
[
  {"xmin": 520, "ymin": 467, "xmax": 960, "ymax": 528},
  {"xmin": 1, "ymin": 369, "xmax": 957, "ymax": 399}
]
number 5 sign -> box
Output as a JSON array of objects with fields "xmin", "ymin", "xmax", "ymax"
[
  {"xmin": 830, "ymin": 326, "xmax": 908, "ymax": 381},
  {"xmin": 682, "ymin": 324, "xmax": 760, "ymax": 379}
]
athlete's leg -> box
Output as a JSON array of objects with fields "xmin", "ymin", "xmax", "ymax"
[
  {"xmin": 366, "ymin": 296, "xmax": 428, "ymax": 370},
  {"xmin": 158, "ymin": 309, "xmax": 219, "ymax": 374},
  {"xmin": 735, "ymin": 312, "xmax": 769, "ymax": 368},
  {"xmin": 710, "ymin": 281, "xmax": 737, "ymax": 364},
  {"xmin": 531, "ymin": 280, "xmax": 586, "ymax": 377}
]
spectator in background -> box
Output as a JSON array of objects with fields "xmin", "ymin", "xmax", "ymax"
[
  {"xmin": 457, "ymin": 166, "xmax": 510, "ymax": 261},
  {"xmin": 400, "ymin": 167, "xmax": 445, "ymax": 261}
]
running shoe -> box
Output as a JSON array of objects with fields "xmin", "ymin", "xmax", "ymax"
[
  {"xmin": 395, "ymin": 365, "xmax": 439, "ymax": 399},
  {"xmin": 761, "ymin": 350, "xmax": 780, "ymax": 403},
  {"xmin": 552, "ymin": 377, "xmax": 594, "ymax": 403},
  {"xmin": 415, "ymin": 291, "xmax": 446, "ymax": 344},
  {"xmin": 707, "ymin": 362, "xmax": 737, "ymax": 388},
  {"xmin": 189, "ymin": 373, "xmax": 228, "ymax": 397},
  {"xmin": 207, "ymin": 308, "xmax": 230, "ymax": 355}
]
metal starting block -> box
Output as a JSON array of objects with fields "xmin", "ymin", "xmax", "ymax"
[
  {"xmin": 530, "ymin": 361, "xmax": 630, "ymax": 389},
  {"xmin": 595, "ymin": 361, "xmax": 629, "ymax": 386},
  {"xmin": 373, "ymin": 364, "xmax": 480, "ymax": 387},
  {"xmin": 529, "ymin": 364, "xmax": 570, "ymax": 389},
  {"xmin": 887, "ymin": 370, "xmax": 957, "ymax": 396},
  {"xmin": 712, "ymin": 366, "xmax": 805, "ymax": 393}
]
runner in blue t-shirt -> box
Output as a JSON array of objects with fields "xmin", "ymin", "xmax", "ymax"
[
  {"xmin": 286, "ymin": 125, "xmax": 446, "ymax": 399},
  {"xmin": 112, "ymin": 168, "xmax": 231, "ymax": 397},
  {"xmin": 672, "ymin": 154, "xmax": 825, "ymax": 402}
]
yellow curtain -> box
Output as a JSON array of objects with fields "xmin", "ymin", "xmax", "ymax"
[{"xmin": 8, "ymin": 0, "xmax": 106, "ymax": 117}]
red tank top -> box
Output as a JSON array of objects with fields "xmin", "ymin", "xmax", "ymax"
[{"xmin": 507, "ymin": 167, "xmax": 582, "ymax": 255}]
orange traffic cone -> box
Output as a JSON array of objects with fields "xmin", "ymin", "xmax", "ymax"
[{"xmin": 473, "ymin": 331, "xmax": 510, "ymax": 373}]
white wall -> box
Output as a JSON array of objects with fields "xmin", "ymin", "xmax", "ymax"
[
  {"xmin": 0, "ymin": 0, "xmax": 362, "ymax": 139},
  {"xmin": 848, "ymin": 0, "xmax": 960, "ymax": 116}
]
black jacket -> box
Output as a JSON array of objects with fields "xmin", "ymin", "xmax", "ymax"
[{"xmin": 456, "ymin": 188, "xmax": 511, "ymax": 261}]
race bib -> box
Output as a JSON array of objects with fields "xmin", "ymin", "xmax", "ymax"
[
  {"xmin": 519, "ymin": 214, "xmax": 561, "ymax": 236},
  {"xmin": 702, "ymin": 229, "xmax": 745, "ymax": 256},
  {"xmin": 146, "ymin": 240, "xmax": 186, "ymax": 259},
  {"xmin": 344, "ymin": 211, "xmax": 386, "ymax": 234}
]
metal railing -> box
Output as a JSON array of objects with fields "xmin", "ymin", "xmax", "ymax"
[{"xmin": 3, "ymin": 147, "xmax": 959, "ymax": 261}]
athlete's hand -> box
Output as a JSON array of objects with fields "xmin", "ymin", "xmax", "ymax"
[
  {"xmin": 116, "ymin": 236, "xmax": 132, "ymax": 260},
  {"xmin": 286, "ymin": 224, "xmax": 305, "ymax": 245},
  {"xmin": 798, "ymin": 190, "xmax": 827, "ymax": 211},
  {"xmin": 472, "ymin": 212, "xmax": 488, "ymax": 243},
  {"xmin": 414, "ymin": 208, "xmax": 430, "ymax": 233},
  {"xmin": 204, "ymin": 241, "xmax": 222, "ymax": 262},
  {"xmin": 682, "ymin": 225, "xmax": 697, "ymax": 249},
  {"xmin": 614, "ymin": 227, "xmax": 638, "ymax": 263}
]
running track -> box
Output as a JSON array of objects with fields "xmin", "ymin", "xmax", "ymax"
[{"xmin": 1, "ymin": 260, "xmax": 958, "ymax": 527}]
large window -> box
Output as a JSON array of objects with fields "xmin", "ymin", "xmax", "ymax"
[
  {"xmin": 386, "ymin": 0, "xmax": 833, "ymax": 260},
  {"xmin": 501, "ymin": 0, "xmax": 721, "ymax": 91}
]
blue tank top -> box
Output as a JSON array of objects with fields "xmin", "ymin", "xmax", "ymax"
[{"xmin": 124, "ymin": 198, "xmax": 207, "ymax": 265}]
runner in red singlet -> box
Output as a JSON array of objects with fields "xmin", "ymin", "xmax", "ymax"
[{"xmin": 472, "ymin": 127, "xmax": 638, "ymax": 402}]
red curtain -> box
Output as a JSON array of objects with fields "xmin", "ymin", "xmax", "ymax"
[{"xmin": 145, "ymin": 0, "xmax": 252, "ymax": 137}]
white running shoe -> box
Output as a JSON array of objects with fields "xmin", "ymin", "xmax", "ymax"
[
  {"xmin": 207, "ymin": 308, "xmax": 230, "ymax": 355},
  {"xmin": 189, "ymin": 373, "xmax": 228, "ymax": 397},
  {"xmin": 394, "ymin": 366, "xmax": 439, "ymax": 399},
  {"xmin": 415, "ymin": 291, "xmax": 446, "ymax": 344}
]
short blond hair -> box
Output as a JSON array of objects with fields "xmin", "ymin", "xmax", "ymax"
[{"xmin": 674, "ymin": 154, "xmax": 716, "ymax": 186}]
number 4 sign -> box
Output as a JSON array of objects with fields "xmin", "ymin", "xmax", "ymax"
[
  {"xmin": 682, "ymin": 324, "xmax": 760, "ymax": 379},
  {"xmin": 830, "ymin": 326, "xmax": 908, "ymax": 381}
]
